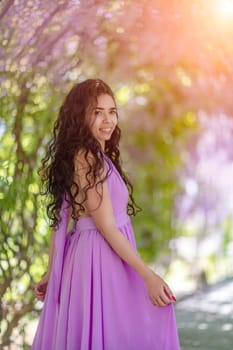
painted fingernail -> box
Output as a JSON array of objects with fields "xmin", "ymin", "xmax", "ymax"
[{"xmin": 172, "ymin": 296, "xmax": 176, "ymax": 301}]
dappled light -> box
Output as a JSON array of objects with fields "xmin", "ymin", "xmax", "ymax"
[{"xmin": 176, "ymin": 278, "xmax": 233, "ymax": 349}]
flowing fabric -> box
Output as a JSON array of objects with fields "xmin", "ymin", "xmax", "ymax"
[{"xmin": 31, "ymin": 155, "xmax": 180, "ymax": 350}]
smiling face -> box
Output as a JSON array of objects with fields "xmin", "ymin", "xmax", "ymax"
[{"xmin": 89, "ymin": 94, "xmax": 118, "ymax": 150}]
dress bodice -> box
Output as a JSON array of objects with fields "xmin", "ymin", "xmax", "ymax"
[
  {"xmin": 73, "ymin": 155, "xmax": 130, "ymax": 231},
  {"xmin": 104, "ymin": 155, "xmax": 129, "ymax": 218}
]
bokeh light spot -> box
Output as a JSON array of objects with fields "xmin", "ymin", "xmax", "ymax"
[{"xmin": 214, "ymin": 0, "xmax": 233, "ymax": 19}]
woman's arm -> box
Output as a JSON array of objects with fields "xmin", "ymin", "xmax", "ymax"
[
  {"xmin": 75, "ymin": 154, "xmax": 176, "ymax": 307},
  {"xmin": 87, "ymin": 180, "xmax": 175, "ymax": 306}
]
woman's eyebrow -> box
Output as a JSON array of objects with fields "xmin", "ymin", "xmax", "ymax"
[{"xmin": 95, "ymin": 107, "xmax": 117, "ymax": 110}]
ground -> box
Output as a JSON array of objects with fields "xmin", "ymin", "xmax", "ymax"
[{"xmin": 176, "ymin": 277, "xmax": 233, "ymax": 350}]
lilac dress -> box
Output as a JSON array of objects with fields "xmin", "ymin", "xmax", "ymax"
[{"xmin": 31, "ymin": 155, "xmax": 180, "ymax": 350}]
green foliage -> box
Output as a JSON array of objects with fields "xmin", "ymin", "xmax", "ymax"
[{"xmin": 126, "ymin": 110, "xmax": 197, "ymax": 262}]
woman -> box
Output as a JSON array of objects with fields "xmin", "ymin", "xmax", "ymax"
[{"xmin": 32, "ymin": 79, "xmax": 180, "ymax": 349}]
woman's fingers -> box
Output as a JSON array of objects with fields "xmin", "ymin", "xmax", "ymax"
[
  {"xmin": 164, "ymin": 285, "xmax": 177, "ymax": 302},
  {"xmin": 35, "ymin": 287, "xmax": 44, "ymax": 296},
  {"xmin": 150, "ymin": 289, "xmax": 174, "ymax": 307},
  {"xmin": 146, "ymin": 272, "xmax": 177, "ymax": 307},
  {"xmin": 37, "ymin": 294, "xmax": 45, "ymax": 301},
  {"xmin": 157, "ymin": 296, "xmax": 168, "ymax": 307},
  {"xmin": 35, "ymin": 289, "xmax": 45, "ymax": 296},
  {"xmin": 151, "ymin": 296, "xmax": 167, "ymax": 307},
  {"xmin": 151, "ymin": 297, "xmax": 159, "ymax": 306},
  {"xmin": 164, "ymin": 284, "xmax": 175, "ymax": 300},
  {"xmin": 37, "ymin": 283, "xmax": 47, "ymax": 292},
  {"xmin": 36, "ymin": 291, "xmax": 45, "ymax": 301},
  {"xmin": 159, "ymin": 290, "xmax": 172, "ymax": 305},
  {"xmin": 34, "ymin": 282, "xmax": 47, "ymax": 301}
]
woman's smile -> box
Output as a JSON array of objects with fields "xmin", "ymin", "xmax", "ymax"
[{"xmin": 90, "ymin": 94, "xmax": 118, "ymax": 149}]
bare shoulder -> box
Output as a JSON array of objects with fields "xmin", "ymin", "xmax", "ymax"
[
  {"xmin": 73, "ymin": 149, "xmax": 106, "ymax": 185},
  {"xmin": 74, "ymin": 149, "xmax": 95, "ymax": 171}
]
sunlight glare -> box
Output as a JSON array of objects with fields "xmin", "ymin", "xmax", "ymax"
[{"xmin": 213, "ymin": 0, "xmax": 233, "ymax": 20}]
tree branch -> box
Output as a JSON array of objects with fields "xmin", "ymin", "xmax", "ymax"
[{"xmin": 0, "ymin": 0, "xmax": 15, "ymax": 22}]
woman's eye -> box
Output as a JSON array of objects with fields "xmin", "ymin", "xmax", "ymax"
[{"xmin": 95, "ymin": 110, "xmax": 101, "ymax": 116}]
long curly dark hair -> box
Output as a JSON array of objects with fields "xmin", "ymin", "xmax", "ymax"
[{"xmin": 39, "ymin": 79, "xmax": 140, "ymax": 227}]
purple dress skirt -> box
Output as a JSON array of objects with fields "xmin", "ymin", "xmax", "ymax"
[{"xmin": 31, "ymin": 156, "xmax": 180, "ymax": 350}]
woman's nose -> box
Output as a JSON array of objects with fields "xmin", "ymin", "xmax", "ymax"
[{"xmin": 103, "ymin": 111, "xmax": 112, "ymax": 122}]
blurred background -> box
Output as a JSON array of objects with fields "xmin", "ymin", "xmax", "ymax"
[{"xmin": 1, "ymin": 0, "xmax": 233, "ymax": 349}]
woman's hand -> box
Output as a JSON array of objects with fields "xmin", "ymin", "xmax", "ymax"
[
  {"xmin": 34, "ymin": 273, "xmax": 50, "ymax": 301},
  {"xmin": 144, "ymin": 269, "xmax": 176, "ymax": 307}
]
